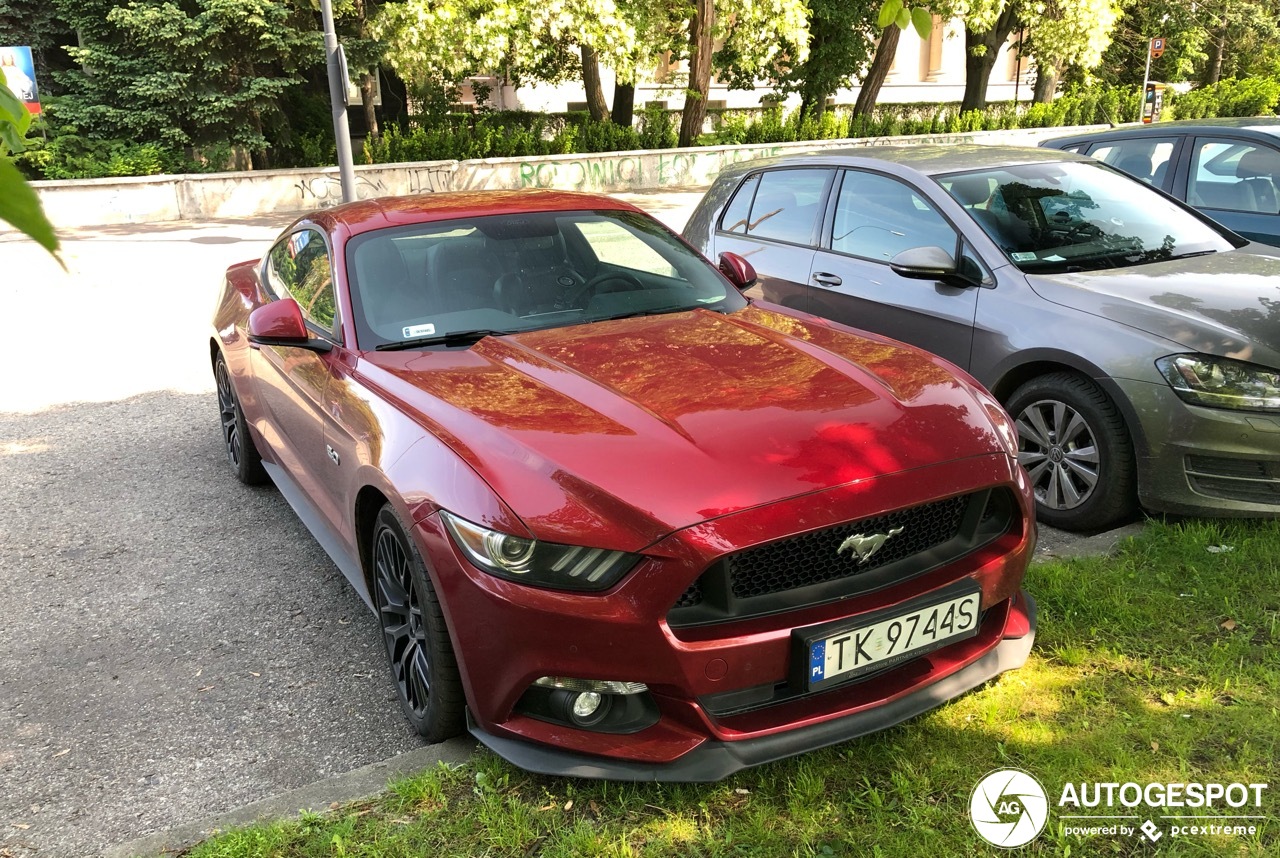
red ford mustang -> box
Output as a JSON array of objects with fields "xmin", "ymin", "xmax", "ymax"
[{"xmin": 210, "ymin": 190, "xmax": 1037, "ymax": 781}]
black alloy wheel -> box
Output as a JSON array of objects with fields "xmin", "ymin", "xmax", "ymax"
[
  {"xmin": 1007, "ymin": 372, "xmax": 1137, "ymax": 531},
  {"xmin": 214, "ymin": 353, "xmax": 268, "ymax": 485},
  {"xmin": 371, "ymin": 504, "xmax": 463, "ymax": 742}
]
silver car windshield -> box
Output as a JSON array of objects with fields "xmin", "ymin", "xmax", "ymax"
[
  {"xmin": 346, "ymin": 209, "xmax": 745, "ymax": 349},
  {"xmin": 938, "ymin": 161, "xmax": 1235, "ymax": 273}
]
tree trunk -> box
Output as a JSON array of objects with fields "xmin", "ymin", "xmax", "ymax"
[
  {"xmin": 580, "ymin": 45, "xmax": 609, "ymax": 121},
  {"xmin": 611, "ymin": 79, "xmax": 635, "ymax": 126},
  {"xmin": 1201, "ymin": 10, "xmax": 1228, "ymax": 86},
  {"xmin": 678, "ymin": 0, "xmax": 714, "ymax": 148},
  {"xmin": 1032, "ymin": 61, "xmax": 1061, "ymax": 103},
  {"xmin": 961, "ymin": 7, "xmax": 1019, "ymax": 112},
  {"xmin": 360, "ymin": 71, "xmax": 379, "ymax": 142},
  {"xmin": 853, "ymin": 25, "xmax": 899, "ymax": 118}
]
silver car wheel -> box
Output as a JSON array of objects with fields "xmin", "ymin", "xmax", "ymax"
[{"xmin": 1014, "ymin": 398, "xmax": 1100, "ymax": 511}]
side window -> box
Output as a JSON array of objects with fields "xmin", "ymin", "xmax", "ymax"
[
  {"xmin": 831, "ymin": 170, "xmax": 957, "ymax": 262},
  {"xmin": 745, "ymin": 169, "xmax": 829, "ymax": 245},
  {"xmin": 719, "ymin": 173, "xmax": 760, "ymax": 234},
  {"xmin": 1087, "ymin": 137, "xmax": 1176, "ymax": 186},
  {"xmin": 267, "ymin": 229, "xmax": 338, "ymax": 335},
  {"xmin": 1189, "ymin": 139, "xmax": 1280, "ymax": 214},
  {"xmin": 575, "ymin": 220, "xmax": 678, "ymax": 277}
]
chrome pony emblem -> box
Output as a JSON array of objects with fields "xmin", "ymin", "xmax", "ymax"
[{"xmin": 837, "ymin": 527, "xmax": 904, "ymax": 564}]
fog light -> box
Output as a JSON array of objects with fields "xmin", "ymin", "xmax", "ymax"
[{"xmin": 572, "ymin": 691, "xmax": 602, "ymax": 718}]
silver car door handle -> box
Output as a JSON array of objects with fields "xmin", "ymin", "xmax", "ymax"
[{"xmin": 812, "ymin": 272, "xmax": 842, "ymax": 287}]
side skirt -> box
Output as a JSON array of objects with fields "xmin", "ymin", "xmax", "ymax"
[{"xmin": 262, "ymin": 461, "xmax": 374, "ymax": 611}]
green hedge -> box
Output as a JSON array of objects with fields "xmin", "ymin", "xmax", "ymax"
[
  {"xmin": 35, "ymin": 79, "xmax": 1270, "ymax": 181},
  {"xmin": 1173, "ymin": 77, "xmax": 1280, "ymax": 119}
]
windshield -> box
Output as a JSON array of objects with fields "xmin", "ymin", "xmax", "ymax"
[
  {"xmin": 346, "ymin": 209, "xmax": 745, "ymax": 349},
  {"xmin": 937, "ymin": 161, "xmax": 1236, "ymax": 274}
]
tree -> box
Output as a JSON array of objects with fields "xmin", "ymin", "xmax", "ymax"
[
  {"xmin": 678, "ymin": 0, "xmax": 713, "ymax": 147},
  {"xmin": 1022, "ymin": 0, "xmax": 1122, "ymax": 102},
  {"xmin": 718, "ymin": 0, "xmax": 879, "ymax": 120},
  {"xmin": 1095, "ymin": 0, "xmax": 1207, "ymax": 87},
  {"xmin": 373, "ymin": 0, "xmax": 638, "ymax": 113},
  {"xmin": 957, "ymin": 1, "xmax": 1021, "ymax": 112},
  {"xmin": 859, "ymin": 1, "xmax": 931, "ymax": 118},
  {"xmin": 0, "ymin": 86, "xmax": 58, "ymax": 256},
  {"xmin": 52, "ymin": 0, "xmax": 318, "ymax": 166}
]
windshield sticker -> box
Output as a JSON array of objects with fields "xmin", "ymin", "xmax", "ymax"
[
  {"xmin": 1043, "ymin": 254, "xmax": 1067, "ymax": 262},
  {"xmin": 402, "ymin": 323, "xmax": 436, "ymax": 339},
  {"xmin": 1010, "ymin": 252, "xmax": 1037, "ymax": 262}
]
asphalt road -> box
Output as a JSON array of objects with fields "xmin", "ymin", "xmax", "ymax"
[
  {"xmin": 0, "ymin": 190, "xmax": 1114, "ymax": 856},
  {"xmin": 0, "ymin": 192, "xmax": 704, "ymax": 857}
]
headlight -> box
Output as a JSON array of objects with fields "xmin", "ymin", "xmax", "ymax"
[
  {"xmin": 438, "ymin": 511, "xmax": 640, "ymax": 591},
  {"xmin": 1156, "ymin": 354, "xmax": 1280, "ymax": 412}
]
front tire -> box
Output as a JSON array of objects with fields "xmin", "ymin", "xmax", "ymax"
[
  {"xmin": 371, "ymin": 504, "xmax": 464, "ymax": 742},
  {"xmin": 214, "ymin": 352, "xmax": 268, "ymax": 486},
  {"xmin": 1007, "ymin": 372, "xmax": 1137, "ymax": 531}
]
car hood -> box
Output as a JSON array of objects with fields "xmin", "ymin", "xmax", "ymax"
[
  {"xmin": 359, "ymin": 306, "xmax": 1006, "ymax": 550},
  {"xmin": 1025, "ymin": 248, "xmax": 1280, "ymax": 369}
]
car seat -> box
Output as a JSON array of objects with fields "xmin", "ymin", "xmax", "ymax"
[
  {"xmin": 1114, "ymin": 154, "xmax": 1154, "ymax": 183},
  {"xmin": 1235, "ymin": 147, "xmax": 1280, "ymax": 213},
  {"xmin": 428, "ymin": 237, "xmax": 503, "ymax": 314},
  {"xmin": 356, "ymin": 238, "xmax": 427, "ymax": 332}
]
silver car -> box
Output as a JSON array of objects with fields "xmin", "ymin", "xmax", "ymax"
[{"xmin": 684, "ymin": 145, "xmax": 1280, "ymax": 531}]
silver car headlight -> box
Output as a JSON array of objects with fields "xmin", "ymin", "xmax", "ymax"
[
  {"xmin": 439, "ymin": 511, "xmax": 639, "ymax": 591},
  {"xmin": 1157, "ymin": 354, "xmax": 1280, "ymax": 412}
]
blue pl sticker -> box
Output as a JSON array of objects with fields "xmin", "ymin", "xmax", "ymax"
[{"xmin": 810, "ymin": 641, "xmax": 826, "ymax": 681}]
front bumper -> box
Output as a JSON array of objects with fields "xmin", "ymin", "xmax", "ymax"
[
  {"xmin": 414, "ymin": 455, "xmax": 1036, "ymax": 779},
  {"xmin": 469, "ymin": 591, "xmax": 1036, "ymax": 782},
  {"xmin": 1117, "ymin": 378, "xmax": 1280, "ymax": 516}
]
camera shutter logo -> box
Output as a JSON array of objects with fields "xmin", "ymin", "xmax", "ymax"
[{"xmin": 970, "ymin": 769, "xmax": 1049, "ymax": 847}]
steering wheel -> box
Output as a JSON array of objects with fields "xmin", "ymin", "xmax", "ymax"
[{"xmin": 565, "ymin": 271, "xmax": 645, "ymax": 307}]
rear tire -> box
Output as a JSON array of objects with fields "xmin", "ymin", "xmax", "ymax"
[
  {"xmin": 214, "ymin": 352, "xmax": 268, "ymax": 486},
  {"xmin": 1006, "ymin": 372, "xmax": 1137, "ymax": 531},
  {"xmin": 371, "ymin": 504, "xmax": 464, "ymax": 742}
]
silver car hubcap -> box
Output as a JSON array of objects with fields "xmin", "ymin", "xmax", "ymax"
[{"xmin": 1015, "ymin": 398, "xmax": 1099, "ymax": 510}]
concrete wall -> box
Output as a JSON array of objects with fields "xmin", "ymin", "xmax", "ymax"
[{"xmin": 18, "ymin": 125, "xmax": 1104, "ymax": 230}]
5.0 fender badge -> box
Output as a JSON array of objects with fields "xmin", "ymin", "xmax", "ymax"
[{"xmin": 837, "ymin": 527, "xmax": 904, "ymax": 564}]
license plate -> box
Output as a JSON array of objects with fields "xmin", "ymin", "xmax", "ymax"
[{"xmin": 797, "ymin": 591, "xmax": 981, "ymax": 692}]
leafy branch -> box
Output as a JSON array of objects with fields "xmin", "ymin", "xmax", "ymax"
[{"xmin": 0, "ymin": 84, "xmax": 59, "ymax": 258}]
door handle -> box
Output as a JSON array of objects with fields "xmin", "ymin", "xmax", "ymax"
[{"xmin": 812, "ymin": 272, "xmax": 843, "ymax": 287}]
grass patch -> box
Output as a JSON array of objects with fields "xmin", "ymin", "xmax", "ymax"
[{"xmin": 176, "ymin": 520, "xmax": 1280, "ymax": 857}]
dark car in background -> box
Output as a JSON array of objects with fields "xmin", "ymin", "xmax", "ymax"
[
  {"xmin": 1042, "ymin": 118, "xmax": 1280, "ymax": 246},
  {"xmin": 684, "ymin": 146, "xmax": 1280, "ymax": 531}
]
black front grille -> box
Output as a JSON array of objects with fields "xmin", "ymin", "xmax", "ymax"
[
  {"xmin": 674, "ymin": 580, "xmax": 703, "ymax": 608},
  {"xmin": 668, "ymin": 489, "xmax": 1015, "ymax": 628},
  {"xmin": 726, "ymin": 496, "xmax": 968, "ymax": 599},
  {"xmin": 1185, "ymin": 456, "xmax": 1280, "ymax": 505}
]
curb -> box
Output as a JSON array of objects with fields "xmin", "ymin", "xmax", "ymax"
[{"xmin": 104, "ymin": 738, "xmax": 478, "ymax": 858}]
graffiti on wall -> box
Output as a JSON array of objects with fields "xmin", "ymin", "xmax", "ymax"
[
  {"xmin": 293, "ymin": 164, "xmax": 455, "ymax": 206},
  {"xmin": 514, "ymin": 146, "xmax": 787, "ymax": 192}
]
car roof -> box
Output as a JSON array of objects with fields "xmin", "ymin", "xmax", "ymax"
[
  {"xmin": 1045, "ymin": 117, "xmax": 1280, "ymax": 146},
  {"xmin": 714, "ymin": 144, "xmax": 1090, "ymax": 179},
  {"xmin": 296, "ymin": 190, "xmax": 645, "ymax": 237}
]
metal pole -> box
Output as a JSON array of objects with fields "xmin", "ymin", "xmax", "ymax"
[
  {"xmin": 320, "ymin": 0, "xmax": 357, "ymax": 204},
  {"xmin": 1139, "ymin": 38, "xmax": 1152, "ymax": 123}
]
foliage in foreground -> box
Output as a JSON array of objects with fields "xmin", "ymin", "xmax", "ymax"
[
  {"xmin": 0, "ymin": 83, "xmax": 57, "ymax": 255},
  {"xmin": 179, "ymin": 519, "xmax": 1279, "ymax": 857}
]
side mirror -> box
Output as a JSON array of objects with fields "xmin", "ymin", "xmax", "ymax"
[
  {"xmin": 718, "ymin": 251, "xmax": 758, "ymax": 291},
  {"xmin": 889, "ymin": 246, "xmax": 960, "ymax": 280},
  {"xmin": 248, "ymin": 299, "xmax": 330, "ymax": 351}
]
